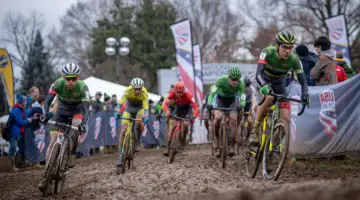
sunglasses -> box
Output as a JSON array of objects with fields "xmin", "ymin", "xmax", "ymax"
[
  {"xmin": 280, "ymin": 45, "xmax": 294, "ymax": 50},
  {"xmin": 65, "ymin": 77, "xmax": 77, "ymax": 82},
  {"xmin": 230, "ymin": 78, "xmax": 239, "ymax": 82}
]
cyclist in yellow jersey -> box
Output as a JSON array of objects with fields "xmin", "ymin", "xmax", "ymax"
[{"xmin": 116, "ymin": 78, "xmax": 149, "ymax": 169}]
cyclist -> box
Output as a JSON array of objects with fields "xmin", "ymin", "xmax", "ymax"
[
  {"xmin": 207, "ymin": 67, "xmax": 246, "ymax": 157},
  {"xmin": 116, "ymin": 78, "xmax": 149, "ymax": 169},
  {"xmin": 250, "ymin": 31, "xmax": 309, "ymax": 145},
  {"xmin": 162, "ymin": 81, "xmax": 199, "ymax": 156},
  {"xmin": 38, "ymin": 63, "xmax": 90, "ymax": 190}
]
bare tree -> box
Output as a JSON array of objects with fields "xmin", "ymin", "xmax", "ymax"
[
  {"xmin": 47, "ymin": 0, "xmax": 113, "ymax": 77},
  {"xmin": 173, "ymin": 0, "xmax": 247, "ymax": 62},
  {"xmin": 0, "ymin": 11, "xmax": 45, "ymax": 67}
]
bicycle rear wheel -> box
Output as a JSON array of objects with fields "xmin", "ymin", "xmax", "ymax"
[
  {"xmin": 169, "ymin": 129, "xmax": 180, "ymax": 163},
  {"xmin": 43, "ymin": 143, "xmax": 60, "ymax": 197},
  {"xmin": 220, "ymin": 116, "xmax": 227, "ymax": 169},
  {"xmin": 246, "ymin": 125, "xmax": 263, "ymax": 179},
  {"xmin": 262, "ymin": 119, "xmax": 290, "ymax": 181},
  {"xmin": 54, "ymin": 139, "xmax": 69, "ymax": 194}
]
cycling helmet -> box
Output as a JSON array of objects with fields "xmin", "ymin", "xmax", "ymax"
[
  {"xmin": 131, "ymin": 78, "xmax": 144, "ymax": 88},
  {"xmin": 228, "ymin": 67, "xmax": 241, "ymax": 80},
  {"xmin": 244, "ymin": 77, "xmax": 252, "ymax": 87},
  {"xmin": 275, "ymin": 31, "xmax": 296, "ymax": 45},
  {"xmin": 174, "ymin": 81, "xmax": 185, "ymax": 93},
  {"xmin": 62, "ymin": 63, "xmax": 80, "ymax": 77}
]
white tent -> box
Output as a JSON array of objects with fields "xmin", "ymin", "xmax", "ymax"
[{"xmin": 83, "ymin": 76, "xmax": 161, "ymax": 101}]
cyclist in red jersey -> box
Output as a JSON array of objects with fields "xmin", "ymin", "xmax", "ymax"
[{"xmin": 162, "ymin": 82, "xmax": 199, "ymax": 156}]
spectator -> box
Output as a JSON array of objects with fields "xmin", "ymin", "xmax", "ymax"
[
  {"xmin": 104, "ymin": 94, "xmax": 112, "ymax": 111},
  {"xmin": 356, "ymin": 67, "xmax": 360, "ymax": 75},
  {"xmin": 26, "ymin": 86, "xmax": 40, "ymax": 113},
  {"xmin": 26, "ymin": 95, "xmax": 45, "ymax": 169},
  {"xmin": 336, "ymin": 65, "xmax": 348, "ymax": 83},
  {"xmin": 90, "ymin": 92, "xmax": 103, "ymax": 155},
  {"xmin": 91, "ymin": 91, "xmax": 103, "ymax": 113},
  {"xmin": 310, "ymin": 36, "xmax": 338, "ymax": 86},
  {"xmin": 8, "ymin": 94, "xmax": 32, "ymax": 172},
  {"xmin": 334, "ymin": 51, "xmax": 356, "ymax": 78},
  {"xmin": 111, "ymin": 94, "xmax": 118, "ymax": 110},
  {"xmin": 154, "ymin": 96, "xmax": 165, "ymax": 115},
  {"xmin": 149, "ymin": 99, "xmax": 155, "ymax": 114},
  {"xmin": 295, "ymin": 44, "xmax": 317, "ymax": 86}
]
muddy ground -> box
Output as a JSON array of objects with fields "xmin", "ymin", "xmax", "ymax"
[{"xmin": 1, "ymin": 145, "xmax": 360, "ymax": 200}]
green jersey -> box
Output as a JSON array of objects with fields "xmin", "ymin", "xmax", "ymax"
[
  {"xmin": 207, "ymin": 76, "xmax": 246, "ymax": 107},
  {"xmin": 49, "ymin": 78, "xmax": 90, "ymax": 106},
  {"xmin": 258, "ymin": 46, "xmax": 303, "ymax": 78}
]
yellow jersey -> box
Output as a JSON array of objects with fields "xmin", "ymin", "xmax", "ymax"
[{"xmin": 119, "ymin": 86, "xmax": 149, "ymax": 110}]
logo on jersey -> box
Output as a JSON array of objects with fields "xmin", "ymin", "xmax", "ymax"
[
  {"xmin": 259, "ymin": 52, "xmax": 267, "ymax": 60},
  {"xmin": 319, "ymin": 90, "xmax": 337, "ymax": 139}
]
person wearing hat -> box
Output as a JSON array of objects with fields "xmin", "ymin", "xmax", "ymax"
[
  {"xmin": 334, "ymin": 51, "xmax": 356, "ymax": 79},
  {"xmin": 91, "ymin": 91, "xmax": 104, "ymax": 114},
  {"xmin": 8, "ymin": 94, "xmax": 33, "ymax": 172}
]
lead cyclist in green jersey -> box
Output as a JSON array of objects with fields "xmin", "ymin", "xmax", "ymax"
[
  {"xmin": 207, "ymin": 67, "xmax": 246, "ymax": 157},
  {"xmin": 250, "ymin": 31, "xmax": 309, "ymax": 145},
  {"xmin": 38, "ymin": 63, "xmax": 90, "ymax": 191}
]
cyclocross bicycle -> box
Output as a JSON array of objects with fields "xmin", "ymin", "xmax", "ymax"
[
  {"xmin": 117, "ymin": 117, "xmax": 142, "ymax": 174},
  {"xmin": 246, "ymin": 92, "xmax": 306, "ymax": 180},
  {"xmin": 212, "ymin": 107, "xmax": 239, "ymax": 169},
  {"xmin": 41, "ymin": 119, "xmax": 78, "ymax": 197},
  {"xmin": 167, "ymin": 115, "xmax": 192, "ymax": 164}
]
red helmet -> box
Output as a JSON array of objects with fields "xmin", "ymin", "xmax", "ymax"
[{"xmin": 174, "ymin": 82, "xmax": 185, "ymax": 93}]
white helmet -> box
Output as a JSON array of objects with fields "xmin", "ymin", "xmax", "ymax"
[
  {"xmin": 131, "ymin": 78, "xmax": 144, "ymax": 88},
  {"xmin": 62, "ymin": 63, "xmax": 80, "ymax": 77}
]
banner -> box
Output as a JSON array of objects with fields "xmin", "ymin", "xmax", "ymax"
[
  {"xmin": 193, "ymin": 44, "xmax": 204, "ymax": 104},
  {"xmin": 202, "ymin": 63, "xmax": 257, "ymax": 84},
  {"xmin": 288, "ymin": 75, "xmax": 360, "ymax": 157},
  {"xmin": 325, "ymin": 15, "xmax": 352, "ymax": 68},
  {"xmin": 22, "ymin": 112, "xmax": 167, "ymax": 161},
  {"xmin": 170, "ymin": 19, "xmax": 196, "ymax": 97},
  {"xmin": 0, "ymin": 48, "xmax": 14, "ymax": 107}
]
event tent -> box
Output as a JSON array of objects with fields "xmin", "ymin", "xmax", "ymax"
[{"xmin": 83, "ymin": 76, "xmax": 161, "ymax": 101}]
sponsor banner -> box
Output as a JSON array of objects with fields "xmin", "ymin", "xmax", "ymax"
[
  {"xmin": 0, "ymin": 48, "xmax": 14, "ymax": 107},
  {"xmin": 193, "ymin": 44, "xmax": 204, "ymax": 104},
  {"xmin": 171, "ymin": 19, "xmax": 196, "ymax": 96},
  {"xmin": 288, "ymin": 75, "xmax": 360, "ymax": 156},
  {"xmin": 325, "ymin": 15, "xmax": 352, "ymax": 68}
]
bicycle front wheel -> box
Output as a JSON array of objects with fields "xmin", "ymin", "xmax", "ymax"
[
  {"xmin": 121, "ymin": 133, "xmax": 130, "ymax": 174},
  {"xmin": 262, "ymin": 119, "xmax": 290, "ymax": 181},
  {"xmin": 43, "ymin": 143, "xmax": 60, "ymax": 197},
  {"xmin": 54, "ymin": 139, "xmax": 69, "ymax": 194},
  {"xmin": 219, "ymin": 116, "xmax": 227, "ymax": 169},
  {"xmin": 169, "ymin": 129, "xmax": 180, "ymax": 164},
  {"xmin": 246, "ymin": 126, "xmax": 263, "ymax": 179}
]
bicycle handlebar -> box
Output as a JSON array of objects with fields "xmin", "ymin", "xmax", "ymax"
[
  {"xmin": 170, "ymin": 115, "xmax": 193, "ymax": 121},
  {"xmin": 46, "ymin": 120, "xmax": 79, "ymax": 131},
  {"xmin": 118, "ymin": 117, "xmax": 143, "ymax": 121},
  {"xmin": 258, "ymin": 92, "xmax": 307, "ymax": 116},
  {"xmin": 212, "ymin": 107, "xmax": 240, "ymax": 112}
]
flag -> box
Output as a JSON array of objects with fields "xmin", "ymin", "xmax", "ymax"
[
  {"xmin": 325, "ymin": 15, "xmax": 352, "ymax": 68},
  {"xmin": 170, "ymin": 19, "xmax": 196, "ymax": 96},
  {"xmin": 0, "ymin": 48, "xmax": 14, "ymax": 107},
  {"xmin": 193, "ymin": 44, "xmax": 203, "ymax": 104}
]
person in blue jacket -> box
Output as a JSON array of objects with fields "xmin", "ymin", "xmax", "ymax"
[{"xmin": 8, "ymin": 94, "xmax": 33, "ymax": 172}]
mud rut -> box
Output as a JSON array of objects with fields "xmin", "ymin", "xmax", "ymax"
[{"xmin": 1, "ymin": 145, "xmax": 360, "ymax": 200}]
